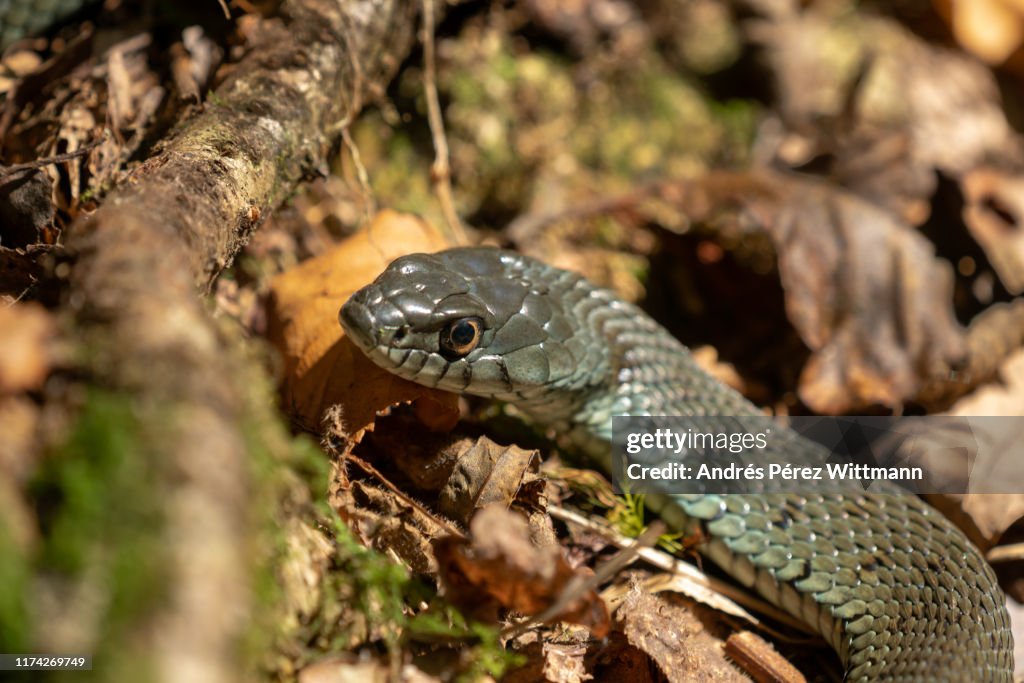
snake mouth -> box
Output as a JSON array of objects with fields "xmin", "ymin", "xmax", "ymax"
[{"xmin": 339, "ymin": 298, "xmax": 378, "ymax": 353}]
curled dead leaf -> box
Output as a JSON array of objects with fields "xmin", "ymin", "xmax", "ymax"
[
  {"xmin": 680, "ymin": 171, "xmax": 967, "ymax": 413},
  {"xmin": 771, "ymin": 178, "xmax": 966, "ymax": 412},
  {"xmin": 266, "ymin": 210, "xmax": 458, "ymax": 436},
  {"xmin": 437, "ymin": 438, "xmax": 545, "ymax": 524},
  {"xmin": 434, "ymin": 505, "xmax": 610, "ymax": 636},
  {"xmin": 328, "ymin": 408, "xmax": 554, "ymax": 578},
  {"xmin": 962, "ymin": 168, "xmax": 1024, "ymax": 295}
]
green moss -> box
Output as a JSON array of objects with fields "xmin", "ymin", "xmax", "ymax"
[
  {"xmin": 0, "ymin": 520, "xmax": 30, "ymax": 652},
  {"xmin": 708, "ymin": 99, "xmax": 759, "ymax": 166},
  {"xmin": 33, "ymin": 394, "xmax": 154, "ymax": 572},
  {"xmin": 206, "ymin": 90, "xmax": 228, "ymax": 107},
  {"xmin": 320, "ymin": 515, "xmax": 521, "ymax": 680},
  {"xmin": 408, "ymin": 604, "xmax": 524, "ymax": 681},
  {"xmin": 27, "ymin": 391, "xmax": 165, "ymax": 682}
]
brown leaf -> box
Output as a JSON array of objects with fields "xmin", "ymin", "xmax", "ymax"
[
  {"xmin": 617, "ymin": 591, "xmax": 747, "ymax": 683},
  {"xmin": 925, "ymin": 349, "xmax": 1024, "ymax": 548},
  {"xmin": 361, "ymin": 413, "xmax": 548, "ymax": 526},
  {"xmin": 329, "ymin": 458, "xmax": 451, "ymax": 576},
  {"xmin": 962, "ymin": 168, "xmax": 1024, "ymax": 295},
  {"xmin": 434, "ymin": 505, "xmax": 610, "ymax": 635},
  {"xmin": 767, "ymin": 175, "xmax": 965, "ymax": 412},
  {"xmin": 754, "ymin": 7, "xmax": 1022, "ymax": 223},
  {"xmin": 685, "ymin": 171, "xmax": 967, "ymax": 413},
  {"xmin": 0, "ymin": 302, "xmax": 55, "ymax": 395},
  {"xmin": 436, "ymin": 437, "xmax": 545, "ymax": 524},
  {"xmin": 266, "ymin": 210, "xmax": 458, "ymax": 434}
]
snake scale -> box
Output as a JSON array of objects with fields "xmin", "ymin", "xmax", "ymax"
[{"xmin": 340, "ymin": 247, "xmax": 1015, "ymax": 681}]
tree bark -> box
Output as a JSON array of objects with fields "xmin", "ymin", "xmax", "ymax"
[{"xmin": 58, "ymin": 2, "xmax": 419, "ymax": 681}]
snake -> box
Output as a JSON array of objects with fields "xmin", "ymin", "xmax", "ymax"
[{"xmin": 339, "ymin": 246, "xmax": 1015, "ymax": 681}]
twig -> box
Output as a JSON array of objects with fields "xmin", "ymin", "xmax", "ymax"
[
  {"xmin": 725, "ymin": 631, "xmax": 808, "ymax": 683},
  {"xmin": 215, "ymin": 0, "xmax": 231, "ymax": 19},
  {"xmin": 986, "ymin": 541, "xmax": 1024, "ymax": 564},
  {"xmin": 506, "ymin": 182, "xmax": 662, "ymax": 243},
  {"xmin": 0, "ymin": 137, "xmax": 104, "ymax": 178},
  {"xmin": 327, "ymin": 11, "xmax": 365, "ymax": 134},
  {"xmin": 344, "ymin": 452, "xmax": 466, "ymax": 538},
  {"xmin": 421, "ymin": 0, "xmax": 469, "ymax": 245},
  {"xmin": 341, "ymin": 127, "xmax": 377, "ymax": 221}
]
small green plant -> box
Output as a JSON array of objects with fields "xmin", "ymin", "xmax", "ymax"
[
  {"xmin": 309, "ymin": 514, "xmax": 521, "ymax": 680},
  {"xmin": 608, "ymin": 493, "xmax": 686, "ymax": 555}
]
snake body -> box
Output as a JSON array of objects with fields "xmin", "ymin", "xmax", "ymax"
[{"xmin": 340, "ymin": 247, "xmax": 1014, "ymax": 680}]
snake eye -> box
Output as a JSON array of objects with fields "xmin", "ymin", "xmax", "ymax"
[{"xmin": 440, "ymin": 317, "xmax": 483, "ymax": 359}]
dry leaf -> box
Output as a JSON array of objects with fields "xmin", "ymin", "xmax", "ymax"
[
  {"xmin": 767, "ymin": 176, "xmax": 966, "ymax": 412},
  {"xmin": 682, "ymin": 171, "xmax": 966, "ymax": 413},
  {"xmin": 334, "ymin": 409, "xmax": 556, "ymax": 577},
  {"xmin": 0, "ymin": 302, "xmax": 55, "ymax": 394},
  {"xmin": 436, "ymin": 438, "xmax": 545, "ymax": 524},
  {"xmin": 434, "ymin": 505, "xmax": 610, "ymax": 635},
  {"xmin": 361, "ymin": 413, "xmax": 548, "ymax": 526},
  {"xmin": 266, "ymin": 210, "xmax": 458, "ymax": 434},
  {"xmin": 923, "ymin": 349, "xmax": 1024, "ymax": 548},
  {"xmin": 962, "ymin": 168, "xmax": 1024, "ymax": 295},
  {"xmin": 329, "ymin": 458, "xmax": 452, "ymax": 576},
  {"xmin": 754, "ymin": 7, "xmax": 1022, "ymax": 223}
]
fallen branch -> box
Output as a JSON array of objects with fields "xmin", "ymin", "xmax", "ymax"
[{"xmin": 56, "ymin": 1, "xmax": 421, "ymax": 681}]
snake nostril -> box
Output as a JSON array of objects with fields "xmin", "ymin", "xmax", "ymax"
[{"xmin": 339, "ymin": 299, "xmax": 376, "ymax": 347}]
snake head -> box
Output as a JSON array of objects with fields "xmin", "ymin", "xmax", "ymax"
[{"xmin": 339, "ymin": 247, "xmax": 591, "ymax": 407}]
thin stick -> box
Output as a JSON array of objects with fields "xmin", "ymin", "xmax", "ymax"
[
  {"xmin": 341, "ymin": 127, "xmax": 376, "ymax": 221},
  {"xmin": 986, "ymin": 541, "xmax": 1024, "ymax": 564},
  {"xmin": 344, "ymin": 452, "xmax": 466, "ymax": 538},
  {"xmin": 0, "ymin": 138, "xmax": 104, "ymax": 177},
  {"xmin": 421, "ymin": 0, "xmax": 468, "ymax": 244}
]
